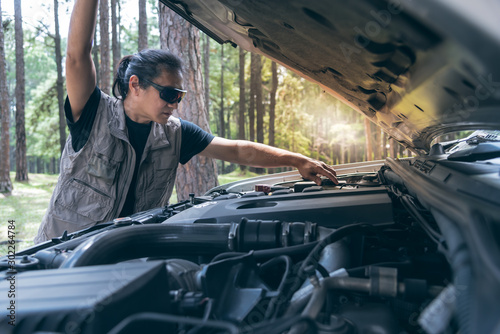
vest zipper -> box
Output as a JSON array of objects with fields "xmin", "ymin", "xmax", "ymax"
[{"xmin": 72, "ymin": 178, "xmax": 111, "ymax": 198}]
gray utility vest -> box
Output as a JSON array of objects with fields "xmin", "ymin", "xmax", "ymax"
[{"xmin": 34, "ymin": 92, "xmax": 182, "ymax": 243}]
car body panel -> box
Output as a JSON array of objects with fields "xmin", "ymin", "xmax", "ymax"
[{"xmin": 160, "ymin": 0, "xmax": 500, "ymax": 152}]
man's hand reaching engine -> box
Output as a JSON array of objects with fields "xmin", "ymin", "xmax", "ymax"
[{"xmin": 296, "ymin": 158, "xmax": 338, "ymax": 185}]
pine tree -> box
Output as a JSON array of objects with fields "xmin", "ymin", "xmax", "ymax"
[
  {"xmin": 54, "ymin": 0, "xmax": 66, "ymax": 154},
  {"xmin": 15, "ymin": 0, "xmax": 28, "ymax": 180},
  {"xmin": 111, "ymin": 0, "xmax": 121, "ymax": 81},
  {"xmin": 99, "ymin": 0, "xmax": 111, "ymax": 94},
  {"xmin": 0, "ymin": 1, "xmax": 13, "ymax": 194},
  {"xmin": 159, "ymin": 4, "xmax": 218, "ymax": 201},
  {"xmin": 138, "ymin": 0, "xmax": 148, "ymax": 51}
]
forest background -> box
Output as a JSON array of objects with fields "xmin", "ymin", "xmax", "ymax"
[
  {"xmin": 0, "ymin": 0, "xmax": 412, "ymax": 251},
  {"xmin": 0, "ymin": 0, "xmax": 407, "ymax": 189}
]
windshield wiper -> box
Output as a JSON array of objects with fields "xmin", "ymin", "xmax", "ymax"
[{"xmin": 441, "ymin": 130, "xmax": 500, "ymax": 150}]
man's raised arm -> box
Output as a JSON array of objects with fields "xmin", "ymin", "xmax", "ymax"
[{"xmin": 65, "ymin": 0, "xmax": 99, "ymax": 122}]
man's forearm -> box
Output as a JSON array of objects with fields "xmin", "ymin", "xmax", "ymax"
[
  {"xmin": 233, "ymin": 140, "xmax": 308, "ymax": 168},
  {"xmin": 202, "ymin": 137, "xmax": 305, "ymax": 168},
  {"xmin": 201, "ymin": 137, "xmax": 338, "ymax": 185}
]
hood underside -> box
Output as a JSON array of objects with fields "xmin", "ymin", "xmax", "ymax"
[{"xmin": 160, "ymin": 0, "xmax": 500, "ymax": 153}]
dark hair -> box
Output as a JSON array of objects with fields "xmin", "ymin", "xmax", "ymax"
[{"xmin": 112, "ymin": 49, "xmax": 183, "ymax": 99}]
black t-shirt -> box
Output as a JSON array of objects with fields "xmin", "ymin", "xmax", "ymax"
[{"xmin": 65, "ymin": 87, "xmax": 214, "ymax": 216}]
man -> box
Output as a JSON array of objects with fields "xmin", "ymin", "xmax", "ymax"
[{"xmin": 33, "ymin": 0, "xmax": 337, "ymax": 243}]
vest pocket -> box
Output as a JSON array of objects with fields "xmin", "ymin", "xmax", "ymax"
[
  {"xmin": 153, "ymin": 156, "xmax": 178, "ymax": 190},
  {"xmin": 135, "ymin": 155, "xmax": 177, "ymax": 210},
  {"xmin": 86, "ymin": 154, "xmax": 119, "ymax": 184},
  {"xmin": 54, "ymin": 178, "xmax": 113, "ymax": 223}
]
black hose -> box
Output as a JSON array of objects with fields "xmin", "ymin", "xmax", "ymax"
[
  {"xmin": 277, "ymin": 223, "xmax": 378, "ymax": 316},
  {"xmin": 211, "ymin": 242, "xmax": 319, "ymax": 264},
  {"xmin": 299, "ymin": 223, "xmax": 378, "ymax": 280},
  {"xmin": 60, "ymin": 224, "xmax": 232, "ymax": 268},
  {"xmin": 259, "ymin": 255, "xmax": 293, "ymax": 320}
]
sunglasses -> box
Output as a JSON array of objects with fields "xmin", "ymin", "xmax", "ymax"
[{"xmin": 141, "ymin": 78, "xmax": 187, "ymax": 104}]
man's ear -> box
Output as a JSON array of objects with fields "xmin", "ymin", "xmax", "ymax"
[{"xmin": 128, "ymin": 75, "xmax": 141, "ymax": 96}]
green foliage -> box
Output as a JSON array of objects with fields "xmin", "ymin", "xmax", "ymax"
[
  {"xmin": 120, "ymin": 0, "xmax": 160, "ymax": 54},
  {"xmin": 203, "ymin": 36, "xmax": 365, "ymax": 164},
  {"xmin": 23, "ymin": 29, "xmax": 60, "ymax": 102},
  {"xmin": 26, "ymin": 74, "xmax": 66, "ymax": 159},
  {"xmin": 5, "ymin": 0, "xmax": 374, "ymax": 171},
  {"xmin": 3, "ymin": 17, "xmax": 15, "ymax": 96},
  {"xmin": 148, "ymin": 0, "xmax": 160, "ymax": 48},
  {"xmin": 218, "ymin": 167, "xmax": 259, "ymax": 184},
  {"xmin": 205, "ymin": 39, "xmax": 241, "ymax": 138},
  {"xmin": 3, "ymin": 7, "xmax": 66, "ymax": 161}
]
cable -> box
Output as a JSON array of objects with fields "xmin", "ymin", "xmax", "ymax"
[
  {"xmin": 211, "ymin": 251, "xmax": 246, "ymax": 262},
  {"xmin": 273, "ymin": 223, "xmax": 381, "ymax": 317},
  {"xmin": 259, "ymin": 255, "xmax": 293, "ymax": 320},
  {"xmin": 399, "ymin": 194, "xmax": 443, "ymax": 246},
  {"xmin": 185, "ymin": 298, "xmax": 214, "ymax": 334},
  {"xmin": 388, "ymin": 184, "xmax": 443, "ymax": 245}
]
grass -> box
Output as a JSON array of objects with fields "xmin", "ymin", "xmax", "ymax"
[
  {"xmin": 1, "ymin": 172, "xmax": 59, "ymax": 256},
  {"xmin": 0, "ymin": 168, "xmax": 258, "ymax": 256},
  {"xmin": 218, "ymin": 168, "xmax": 259, "ymax": 184}
]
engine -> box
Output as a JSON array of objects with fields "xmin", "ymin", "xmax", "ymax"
[{"xmin": 0, "ymin": 161, "xmax": 464, "ymax": 334}]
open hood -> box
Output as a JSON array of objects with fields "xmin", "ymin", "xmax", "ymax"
[{"xmin": 160, "ymin": 0, "xmax": 500, "ymax": 153}]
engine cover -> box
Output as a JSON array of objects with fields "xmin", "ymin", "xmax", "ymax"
[{"xmin": 0, "ymin": 262, "xmax": 171, "ymax": 334}]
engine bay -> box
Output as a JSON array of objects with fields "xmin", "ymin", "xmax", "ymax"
[{"xmin": 1, "ymin": 156, "xmax": 499, "ymax": 334}]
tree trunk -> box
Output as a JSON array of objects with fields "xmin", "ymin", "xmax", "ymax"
[
  {"xmin": 219, "ymin": 44, "xmax": 225, "ymax": 172},
  {"xmin": 226, "ymin": 102, "xmax": 231, "ymax": 139},
  {"xmin": 0, "ymin": 2, "xmax": 13, "ymax": 194},
  {"xmin": 373, "ymin": 125, "xmax": 382, "ymax": 160},
  {"xmin": 238, "ymin": 48, "xmax": 246, "ymax": 171},
  {"xmin": 99, "ymin": 0, "xmax": 111, "ymax": 94},
  {"xmin": 93, "ymin": 29, "xmax": 100, "ymax": 88},
  {"xmin": 111, "ymin": 0, "xmax": 121, "ymax": 81},
  {"xmin": 382, "ymin": 132, "xmax": 388, "ymax": 158},
  {"xmin": 54, "ymin": 0, "xmax": 66, "ymax": 155},
  {"xmin": 255, "ymin": 55, "xmax": 263, "ymax": 145},
  {"xmin": 14, "ymin": 0, "xmax": 27, "ymax": 181},
  {"xmin": 238, "ymin": 48, "xmax": 245, "ymax": 141},
  {"xmin": 269, "ymin": 61, "xmax": 277, "ymax": 148},
  {"xmin": 159, "ymin": 5, "xmax": 218, "ymax": 201},
  {"xmin": 51, "ymin": 157, "xmax": 56, "ymax": 174},
  {"xmin": 253, "ymin": 53, "xmax": 264, "ymax": 174},
  {"xmin": 37, "ymin": 157, "xmax": 44, "ymax": 174},
  {"xmin": 390, "ymin": 137, "xmax": 398, "ymax": 159},
  {"xmin": 219, "ymin": 45, "xmax": 225, "ymax": 138},
  {"xmin": 138, "ymin": 0, "xmax": 148, "ymax": 51},
  {"xmin": 363, "ymin": 118, "xmax": 373, "ymax": 161},
  {"xmin": 203, "ymin": 34, "xmax": 210, "ymax": 117},
  {"xmin": 249, "ymin": 53, "xmax": 257, "ymax": 142},
  {"xmin": 340, "ymin": 141, "xmax": 345, "ymax": 165}
]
